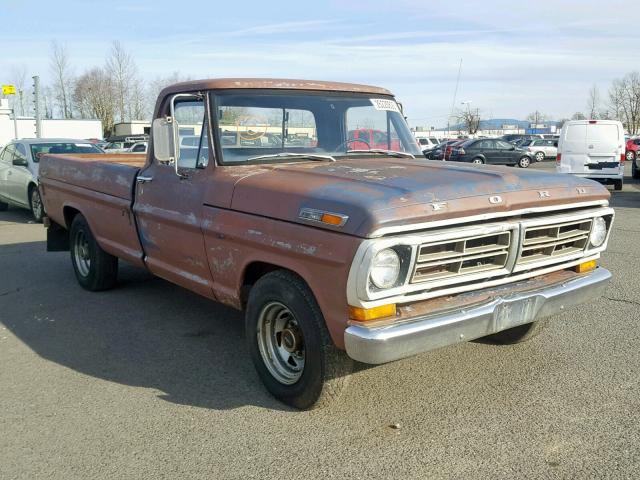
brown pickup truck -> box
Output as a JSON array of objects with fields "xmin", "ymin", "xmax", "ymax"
[{"xmin": 39, "ymin": 78, "xmax": 614, "ymax": 409}]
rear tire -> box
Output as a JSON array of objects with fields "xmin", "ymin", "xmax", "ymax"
[
  {"xmin": 0, "ymin": 200, "xmax": 7, "ymax": 211},
  {"xmin": 632, "ymin": 159, "xmax": 640, "ymax": 179},
  {"xmin": 518, "ymin": 156, "xmax": 531, "ymax": 168},
  {"xmin": 481, "ymin": 319, "xmax": 549, "ymax": 345},
  {"xmin": 69, "ymin": 214, "xmax": 118, "ymax": 291},
  {"xmin": 614, "ymin": 179, "xmax": 623, "ymax": 191},
  {"xmin": 626, "ymin": 150, "xmax": 635, "ymax": 162},
  {"xmin": 29, "ymin": 185, "xmax": 44, "ymax": 223},
  {"xmin": 245, "ymin": 270, "xmax": 353, "ymax": 410},
  {"xmin": 534, "ymin": 151, "xmax": 545, "ymax": 162},
  {"xmin": 471, "ymin": 157, "xmax": 484, "ymax": 164}
]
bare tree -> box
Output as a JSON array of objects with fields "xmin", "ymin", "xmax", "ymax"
[
  {"xmin": 608, "ymin": 72, "xmax": 640, "ymax": 134},
  {"xmin": 106, "ymin": 41, "xmax": 136, "ymax": 124},
  {"xmin": 73, "ymin": 67, "xmax": 116, "ymax": 137},
  {"xmin": 147, "ymin": 71, "xmax": 191, "ymax": 116},
  {"xmin": 571, "ymin": 112, "xmax": 586, "ymax": 120},
  {"xmin": 456, "ymin": 107, "xmax": 480, "ymax": 134},
  {"xmin": 587, "ymin": 84, "xmax": 600, "ymax": 119},
  {"xmin": 9, "ymin": 65, "xmax": 28, "ymax": 116},
  {"xmin": 526, "ymin": 111, "xmax": 547, "ymax": 127},
  {"xmin": 50, "ymin": 40, "xmax": 74, "ymax": 118}
]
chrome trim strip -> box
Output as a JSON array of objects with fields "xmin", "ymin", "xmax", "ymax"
[
  {"xmin": 344, "ymin": 267, "xmax": 611, "ymax": 364},
  {"xmin": 369, "ymin": 200, "xmax": 609, "ymax": 238}
]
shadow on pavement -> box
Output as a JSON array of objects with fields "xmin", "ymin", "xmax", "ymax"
[
  {"xmin": 0, "ymin": 239, "xmax": 290, "ymax": 412},
  {"xmin": 0, "ymin": 206, "xmax": 38, "ymax": 225}
]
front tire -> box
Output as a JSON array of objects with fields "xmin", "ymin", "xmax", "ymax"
[
  {"xmin": 518, "ymin": 156, "xmax": 531, "ymax": 168},
  {"xmin": 245, "ymin": 270, "xmax": 353, "ymax": 410},
  {"xmin": 29, "ymin": 186, "xmax": 44, "ymax": 223},
  {"xmin": 481, "ymin": 319, "xmax": 549, "ymax": 344},
  {"xmin": 632, "ymin": 159, "xmax": 640, "ymax": 179},
  {"xmin": 0, "ymin": 200, "xmax": 7, "ymax": 211},
  {"xmin": 70, "ymin": 214, "xmax": 118, "ymax": 291}
]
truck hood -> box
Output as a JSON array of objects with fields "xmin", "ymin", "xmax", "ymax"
[{"xmin": 229, "ymin": 157, "xmax": 610, "ymax": 238}]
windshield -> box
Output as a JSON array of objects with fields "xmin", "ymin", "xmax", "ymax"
[
  {"xmin": 211, "ymin": 92, "xmax": 421, "ymax": 164},
  {"xmin": 30, "ymin": 142, "xmax": 103, "ymax": 162}
]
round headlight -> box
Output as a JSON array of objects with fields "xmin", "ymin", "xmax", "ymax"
[
  {"xmin": 590, "ymin": 217, "xmax": 607, "ymax": 247},
  {"xmin": 370, "ymin": 248, "xmax": 401, "ymax": 289}
]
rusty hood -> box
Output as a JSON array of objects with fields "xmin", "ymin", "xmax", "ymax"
[{"xmin": 229, "ymin": 158, "xmax": 610, "ymax": 238}]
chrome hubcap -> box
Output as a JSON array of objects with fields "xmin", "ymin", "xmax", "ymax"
[
  {"xmin": 472, "ymin": 159, "xmax": 482, "ymax": 164},
  {"xmin": 536, "ymin": 153, "xmax": 544, "ymax": 161},
  {"xmin": 31, "ymin": 190, "xmax": 42, "ymax": 218},
  {"xmin": 73, "ymin": 230, "xmax": 91, "ymax": 277},
  {"xmin": 257, "ymin": 301, "xmax": 305, "ymax": 385},
  {"xmin": 521, "ymin": 158, "xmax": 530, "ymax": 167}
]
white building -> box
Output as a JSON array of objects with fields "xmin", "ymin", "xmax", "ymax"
[
  {"xmin": 113, "ymin": 121, "xmax": 151, "ymax": 137},
  {"xmin": 0, "ymin": 99, "xmax": 103, "ymax": 147}
]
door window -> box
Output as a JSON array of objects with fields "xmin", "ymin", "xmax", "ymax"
[
  {"xmin": 173, "ymin": 98, "xmax": 210, "ymax": 169},
  {"xmin": 496, "ymin": 140, "xmax": 513, "ymax": 149}
]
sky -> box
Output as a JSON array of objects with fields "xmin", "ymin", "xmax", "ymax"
[{"xmin": 0, "ymin": 0, "xmax": 637, "ymax": 127}]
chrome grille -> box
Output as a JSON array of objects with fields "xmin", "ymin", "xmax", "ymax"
[
  {"xmin": 412, "ymin": 232, "xmax": 510, "ymax": 283},
  {"xmin": 518, "ymin": 219, "xmax": 592, "ymax": 265}
]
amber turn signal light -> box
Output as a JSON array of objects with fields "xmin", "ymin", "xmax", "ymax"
[
  {"xmin": 349, "ymin": 304, "xmax": 396, "ymax": 322},
  {"xmin": 320, "ymin": 213, "xmax": 345, "ymax": 226},
  {"xmin": 575, "ymin": 260, "xmax": 597, "ymax": 273}
]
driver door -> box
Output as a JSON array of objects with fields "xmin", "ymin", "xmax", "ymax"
[{"xmin": 133, "ymin": 95, "xmax": 216, "ymax": 299}]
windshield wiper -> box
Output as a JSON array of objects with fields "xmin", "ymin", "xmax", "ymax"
[
  {"xmin": 247, "ymin": 152, "xmax": 336, "ymax": 162},
  {"xmin": 346, "ymin": 149, "xmax": 415, "ymax": 159}
]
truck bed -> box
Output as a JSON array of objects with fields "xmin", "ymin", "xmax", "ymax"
[
  {"xmin": 39, "ymin": 153, "xmax": 147, "ymax": 267},
  {"xmin": 39, "ymin": 154, "xmax": 146, "ymax": 200}
]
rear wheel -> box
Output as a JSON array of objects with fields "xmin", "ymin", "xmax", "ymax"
[
  {"xmin": 245, "ymin": 270, "xmax": 353, "ymax": 410},
  {"xmin": 481, "ymin": 319, "xmax": 549, "ymax": 344},
  {"xmin": 626, "ymin": 150, "xmax": 635, "ymax": 162},
  {"xmin": 518, "ymin": 156, "xmax": 531, "ymax": 168},
  {"xmin": 471, "ymin": 157, "xmax": 484, "ymax": 164},
  {"xmin": 29, "ymin": 185, "xmax": 44, "ymax": 223},
  {"xmin": 70, "ymin": 214, "xmax": 118, "ymax": 291},
  {"xmin": 534, "ymin": 151, "xmax": 545, "ymax": 162},
  {"xmin": 614, "ymin": 179, "xmax": 623, "ymax": 191},
  {"xmin": 0, "ymin": 200, "xmax": 7, "ymax": 211},
  {"xmin": 632, "ymin": 159, "xmax": 640, "ymax": 179}
]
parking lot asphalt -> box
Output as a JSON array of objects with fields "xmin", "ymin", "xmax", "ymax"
[{"xmin": 1, "ymin": 161, "xmax": 639, "ymax": 480}]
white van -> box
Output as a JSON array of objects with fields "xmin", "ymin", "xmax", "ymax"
[{"xmin": 556, "ymin": 120, "xmax": 625, "ymax": 190}]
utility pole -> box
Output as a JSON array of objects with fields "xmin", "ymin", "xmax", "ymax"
[{"xmin": 33, "ymin": 75, "xmax": 41, "ymax": 138}]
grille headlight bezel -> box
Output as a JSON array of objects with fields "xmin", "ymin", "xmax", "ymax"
[{"xmin": 589, "ymin": 217, "xmax": 607, "ymax": 248}]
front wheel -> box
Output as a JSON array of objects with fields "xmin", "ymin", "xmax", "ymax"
[
  {"xmin": 0, "ymin": 200, "xmax": 7, "ymax": 211},
  {"xmin": 481, "ymin": 319, "xmax": 549, "ymax": 344},
  {"xmin": 29, "ymin": 186, "xmax": 44, "ymax": 223},
  {"xmin": 245, "ymin": 270, "xmax": 353, "ymax": 410},
  {"xmin": 632, "ymin": 159, "xmax": 640, "ymax": 179},
  {"xmin": 70, "ymin": 214, "xmax": 118, "ymax": 291},
  {"xmin": 518, "ymin": 156, "xmax": 531, "ymax": 168}
]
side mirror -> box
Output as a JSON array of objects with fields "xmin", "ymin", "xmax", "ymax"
[
  {"xmin": 152, "ymin": 117, "xmax": 177, "ymax": 165},
  {"xmin": 12, "ymin": 158, "xmax": 28, "ymax": 167}
]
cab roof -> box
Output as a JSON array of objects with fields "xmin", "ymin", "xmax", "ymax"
[{"xmin": 159, "ymin": 78, "xmax": 393, "ymax": 97}]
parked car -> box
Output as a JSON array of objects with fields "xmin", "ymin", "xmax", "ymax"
[
  {"xmin": 0, "ymin": 139, "xmax": 104, "ymax": 221},
  {"xmin": 426, "ymin": 139, "xmax": 464, "ymax": 160},
  {"xmin": 448, "ymin": 138, "xmax": 535, "ymax": 167},
  {"xmin": 103, "ymin": 136, "xmax": 149, "ymax": 153},
  {"xmin": 415, "ymin": 135, "xmax": 440, "ymax": 153},
  {"xmin": 627, "ymin": 138, "xmax": 640, "ymax": 179},
  {"xmin": 501, "ymin": 134, "xmax": 544, "ymax": 144},
  {"xmin": 128, "ymin": 142, "xmax": 148, "ymax": 153},
  {"xmin": 520, "ymin": 138, "xmax": 558, "ymax": 162},
  {"xmin": 556, "ymin": 120, "xmax": 625, "ymax": 190},
  {"xmin": 39, "ymin": 78, "xmax": 613, "ymax": 410}
]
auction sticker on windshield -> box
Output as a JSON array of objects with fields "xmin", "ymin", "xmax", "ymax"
[{"xmin": 370, "ymin": 98, "xmax": 401, "ymax": 113}]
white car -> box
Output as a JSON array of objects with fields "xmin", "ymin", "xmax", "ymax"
[
  {"xmin": 0, "ymin": 139, "xmax": 103, "ymax": 221},
  {"xmin": 522, "ymin": 138, "xmax": 558, "ymax": 162},
  {"xmin": 128, "ymin": 142, "xmax": 148, "ymax": 153},
  {"xmin": 556, "ymin": 120, "xmax": 625, "ymax": 191},
  {"xmin": 414, "ymin": 135, "xmax": 440, "ymax": 153}
]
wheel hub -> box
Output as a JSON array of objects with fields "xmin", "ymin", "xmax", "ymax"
[{"xmin": 281, "ymin": 326, "xmax": 302, "ymax": 353}]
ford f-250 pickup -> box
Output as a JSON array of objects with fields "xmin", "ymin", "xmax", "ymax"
[{"xmin": 39, "ymin": 79, "xmax": 614, "ymax": 409}]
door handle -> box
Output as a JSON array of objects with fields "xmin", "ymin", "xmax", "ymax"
[{"xmin": 136, "ymin": 176, "xmax": 153, "ymax": 184}]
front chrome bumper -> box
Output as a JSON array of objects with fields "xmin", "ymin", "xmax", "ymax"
[{"xmin": 344, "ymin": 267, "xmax": 611, "ymax": 364}]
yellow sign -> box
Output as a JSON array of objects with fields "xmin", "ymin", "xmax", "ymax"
[{"xmin": 2, "ymin": 85, "xmax": 16, "ymax": 95}]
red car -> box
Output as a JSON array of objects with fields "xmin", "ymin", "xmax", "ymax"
[
  {"xmin": 348, "ymin": 128, "xmax": 401, "ymax": 151},
  {"xmin": 626, "ymin": 138, "xmax": 639, "ymax": 161}
]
